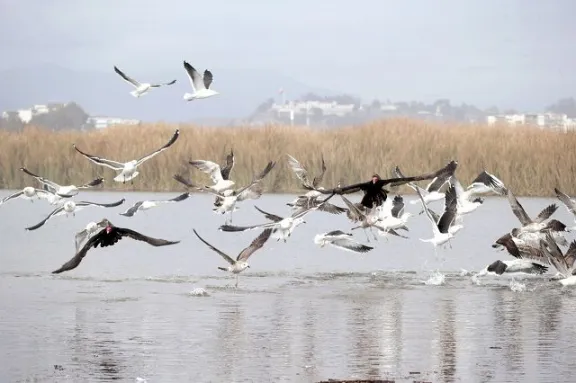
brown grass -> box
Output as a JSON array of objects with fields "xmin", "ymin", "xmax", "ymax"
[{"xmin": 0, "ymin": 119, "xmax": 575, "ymax": 196}]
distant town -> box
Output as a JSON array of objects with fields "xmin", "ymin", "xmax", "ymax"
[{"xmin": 1, "ymin": 94, "xmax": 575, "ymax": 132}]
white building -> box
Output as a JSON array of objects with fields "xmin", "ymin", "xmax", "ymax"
[
  {"xmin": 486, "ymin": 112, "xmax": 576, "ymax": 131},
  {"xmin": 271, "ymin": 100, "xmax": 356, "ymax": 117}
]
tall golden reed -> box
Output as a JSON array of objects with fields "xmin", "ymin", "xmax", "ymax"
[{"xmin": 0, "ymin": 118, "xmax": 574, "ymax": 196}]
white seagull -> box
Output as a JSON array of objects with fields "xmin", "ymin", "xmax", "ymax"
[
  {"xmin": 0, "ymin": 186, "xmax": 58, "ymax": 206},
  {"xmin": 375, "ymin": 195, "xmax": 413, "ymax": 233},
  {"xmin": 286, "ymin": 153, "xmax": 327, "ymax": 191},
  {"xmin": 466, "ymin": 170, "xmax": 508, "ymax": 196},
  {"xmin": 539, "ymin": 233, "xmax": 576, "ymax": 286},
  {"xmin": 73, "ymin": 129, "xmax": 180, "ymax": 184},
  {"xmin": 554, "ymin": 187, "xmax": 576, "ymax": 230},
  {"xmin": 74, "ymin": 218, "xmax": 110, "ymax": 251},
  {"xmin": 182, "ymin": 61, "xmax": 219, "ymax": 101},
  {"xmin": 20, "ymin": 167, "xmax": 104, "ymax": 198},
  {"xmin": 314, "ymin": 230, "xmax": 374, "ymax": 254},
  {"xmin": 188, "ymin": 157, "xmax": 236, "ymax": 193},
  {"xmin": 119, "ymin": 192, "xmax": 190, "ymax": 217},
  {"xmin": 448, "ymin": 176, "xmax": 485, "ymax": 216},
  {"xmin": 25, "ymin": 198, "xmax": 125, "ymax": 231},
  {"xmin": 193, "ymin": 227, "xmax": 272, "ymax": 288},
  {"xmin": 507, "ymin": 189, "xmax": 558, "ymax": 233},
  {"xmin": 114, "ymin": 66, "xmax": 176, "ymax": 97},
  {"xmin": 218, "ymin": 194, "xmax": 336, "ymax": 242},
  {"xmin": 174, "ymin": 161, "xmax": 275, "ymax": 223},
  {"xmin": 476, "ymin": 259, "xmax": 548, "ymax": 277},
  {"xmin": 417, "ymin": 184, "xmax": 458, "ymax": 250},
  {"xmin": 395, "ymin": 165, "xmax": 451, "ymax": 206}
]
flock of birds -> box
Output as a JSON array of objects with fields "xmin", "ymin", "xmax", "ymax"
[{"xmin": 2, "ymin": 62, "xmax": 576, "ymax": 288}]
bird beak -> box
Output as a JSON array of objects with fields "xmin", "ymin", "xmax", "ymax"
[{"xmin": 247, "ymin": 265, "xmax": 251, "ymax": 268}]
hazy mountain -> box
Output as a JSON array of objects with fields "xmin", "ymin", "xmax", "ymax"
[{"xmin": 0, "ymin": 63, "xmax": 340, "ymax": 123}]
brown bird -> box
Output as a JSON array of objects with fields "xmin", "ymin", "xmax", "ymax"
[{"xmin": 51, "ymin": 219, "xmax": 180, "ymax": 274}]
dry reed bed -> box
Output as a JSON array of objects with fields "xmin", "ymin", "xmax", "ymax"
[{"xmin": 0, "ymin": 119, "xmax": 575, "ymax": 196}]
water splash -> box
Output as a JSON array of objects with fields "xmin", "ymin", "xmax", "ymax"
[
  {"xmin": 135, "ymin": 378, "xmax": 148, "ymax": 383},
  {"xmin": 509, "ymin": 279, "xmax": 526, "ymax": 292},
  {"xmin": 424, "ymin": 270, "xmax": 445, "ymax": 285},
  {"xmin": 189, "ymin": 287, "xmax": 210, "ymax": 297}
]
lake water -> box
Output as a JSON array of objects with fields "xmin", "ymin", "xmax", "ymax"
[{"xmin": 1, "ymin": 190, "xmax": 576, "ymax": 383}]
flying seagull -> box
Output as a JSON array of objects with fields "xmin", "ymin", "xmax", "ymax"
[
  {"xmin": 114, "ymin": 66, "xmax": 176, "ymax": 97},
  {"xmin": 25, "ymin": 198, "xmax": 125, "ymax": 231},
  {"xmin": 317, "ymin": 160, "xmax": 458, "ymax": 209},
  {"xmin": 73, "ymin": 129, "xmax": 180, "ymax": 184},
  {"xmin": 506, "ymin": 189, "xmax": 558, "ymax": 233},
  {"xmin": 193, "ymin": 228, "xmax": 272, "ymax": 287},
  {"xmin": 539, "ymin": 233, "xmax": 576, "ymax": 285},
  {"xmin": 219, "ymin": 193, "xmax": 336, "ymax": 242},
  {"xmin": 554, "ymin": 187, "xmax": 576, "ymax": 230},
  {"xmin": 417, "ymin": 184, "xmax": 458, "ymax": 250},
  {"xmin": 314, "ymin": 230, "xmax": 374, "ymax": 254},
  {"xmin": 20, "ymin": 168, "xmax": 104, "ymax": 198},
  {"xmin": 174, "ymin": 160, "xmax": 275, "ymax": 223},
  {"xmin": 286, "ymin": 153, "xmax": 327, "ymax": 191},
  {"xmin": 466, "ymin": 170, "xmax": 508, "ymax": 196},
  {"xmin": 182, "ymin": 61, "xmax": 219, "ymax": 101},
  {"xmin": 119, "ymin": 192, "xmax": 190, "ymax": 217},
  {"xmin": 188, "ymin": 159, "xmax": 236, "ymax": 193},
  {"xmin": 395, "ymin": 165, "xmax": 451, "ymax": 206},
  {"xmin": 52, "ymin": 219, "xmax": 180, "ymax": 274},
  {"xmin": 74, "ymin": 219, "xmax": 110, "ymax": 252},
  {"xmin": 0, "ymin": 186, "xmax": 58, "ymax": 206}
]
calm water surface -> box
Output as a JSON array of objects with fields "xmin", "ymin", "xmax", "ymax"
[{"xmin": 1, "ymin": 190, "xmax": 576, "ymax": 383}]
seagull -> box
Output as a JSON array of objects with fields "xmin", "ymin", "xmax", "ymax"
[
  {"xmin": 73, "ymin": 129, "xmax": 180, "ymax": 184},
  {"xmin": 314, "ymin": 230, "xmax": 374, "ymax": 254},
  {"xmin": 539, "ymin": 233, "xmax": 576, "ymax": 285},
  {"xmin": 339, "ymin": 194, "xmax": 383, "ymax": 242},
  {"xmin": 394, "ymin": 166, "xmax": 450, "ymax": 206},
  {"xmin": 554, "ymin": 187, "xmax": 576, "ymax": 230},
  {"xmin": 20, "ymin": 168, "xmax": 104, "ymax": 198},
  {"xmin": 218, "ymin": 193, "xmax": 336, "ymax": 242},
  {"xmin": 25, "ymin": 198, "xmax": 125, "ymax": 231},
  {"xmin": 119, "ymin": 192, "xmax": 190, "ymax": 217},
  {"xmin": 375, "ymin": 195, "xmax": 413, "ymax": 233},
  {"xmin": 188, "ymin": 157, "xmax": 236, "ymax": 193},
  {"xmin": 475, "ymin": 259, "xmax": 548, "ymax": 277},
  {"xmin": 491, "ymin": 232, "xmax": 552, "ymax": 266},
  {"xmin": 182, "ymin": 61, "xmax": 219, "ymax": 101},
  {"xmin": 506, "ymin": 189, "xmax": 558, "ymax": 233},
  {"xmin": 74, "ymin": 219, "xmax": 110, "ymax": 251},
  {"xmin": 0, "ymin": 186, "xmax": 57, "ymax": 206},
  {"xmin": 193, "ymin": 228, "xmax": 272, "ymax": 288},
  {"xmin": 316, "ymin": 160, "xmax": 458, "ymax": 209},
  {"xmin": 52, "ymin": 219, "xmax": 180, "ymax": 274},
  {"xmin": 466, "ymin": 170, "xmax": 508, "ymax": 196},
  {"xmin": 174, "ymin": 161, "xmax": 275, "ymax": 223},
  {"xmin": 114, "ymin": 66, "xmax": 176, "ymax": 98},
  {"xmin": 417, "ymin": 184, "xmax": 458, "ymax": 250},
  {"xmin": 426, "ymin": 206, "xmax": 463, "ymax": 236},
  {"xmin": 286, "ymin": 153, "xmax": 327, "ymax": 191},
  {"xmin": 448, "ymin": 176, "xmax": 485, "ymax": 216}
]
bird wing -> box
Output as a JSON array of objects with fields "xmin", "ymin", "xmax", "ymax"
[
  {"xmin": 563, "ymin": 240, "xmax": 576, "ymax": 270},
  {"xmin": 425, "ymin": 174, "xmax": 449, "ymax": 193},
  {"xmin": 150, "ymin": 79, "xmax": 177, "ymax": 87},
  {"xmin": 116, "ymin": 227, "xmax": 180, "ymax": 246},
  {"xmin": 554, "ymin": 188, "xmax": 576, "ymax": 216},
  {"xmin": 74, "ymin": 228, "xmax": 90, "ymax": 252},
  {"xmin": 330, "ymin": 237, "xmax": 373, "ymax": 253},
  {"xmin": 77, "ymin": 177, "xmax": 104, "ymax": 189},
  {"xmin": 312, "ymin": 154, "xmax": 327, "ymax": 189},
  {"xmin": 73, "ymin": 144, "xmax": 126, "ymax": 170},
  {"xmin": 183, "ymin": 61, "xmax": 205, "ymax": 91},
  {"xmin": 136, "ymin": 129, "xmax": 180, "ymax": 165},
  {"xmin": 114, "ymin": 66, "xmax": 141, "ymax": 87},
  {"xmin": 286, "ymin": 154, "xmax": 313, "ymax": 189},
  {"xmin": 220, "ymin": 148, "xmax": 235, "ymax": 180},
  {"xmin": 339, "ymin": 194, "xmax": 366, "ymax": 221},
  {"xmin": 237, "ymin": 183, "xmax": 264, "ymax": 202},
  {"xmin": 414, "ymin": 187, "xmax": 440, "ymax": 235},
  {"xmin": 235, "ymin": 160, "xmax": 276, "ymax": 199},
  {"xmin": 76, "ymin": 198, "xmax": 125, "ymax": 208},
  {"xmin": 25, "ymin": 205, "xmax": 66, "ymax": 231},
  {"xmin": 292, "ymin": 193, "xmax": 336, "ymax": 219},
  {"xmin": 317, "ymin": 202, "xmax": 347, "ymax": 215},
  {"xmin": 189, "ymin": 160, "xmax": 225, "ymax": 184},
  {"xmin": 437, "ymin": 193, "xmax": 457, "ymax": 234},
  {"xmin": 253, "ymin": 205, "xmax": 283, "ymax": 222},
  {"xmin": 468, "ymin": 170, "xmax": 507, "ymax": 195},
  {"xmin": 236, "ymin": 228, "xmax": 273, "ymax": 262},
  {"xmin": 203, "ymin": 70, "xmax": 214, "ymax": 90},
  {"xmin": 192, "ymin": 229, "xmax": 235, "ymax": 265},
  {"xmin": 391, "ymin": 195, "xmax": 404, "ymax": 218},
  {"xmin": 534, "ymin": 204, "xmax": 558, "ymax": 224},
  {"xmin": 219, "ymin": 222, "xmax": 279, "ymax": 232},
  {"xmin": 540, "ymin": 234, "xmax": 569, "ymax": 276},
  {"xmin": 385, "ymin": 160, "xmax": 458, "ymax": 188},
  {"xmin": 119, "ymin": 201, "xmax": 144, "ymax": 217},
  {"xmin": 506, "ymin": 190, "xmax": 532, "ymax": 226},
  {"xmin": 52, "ymin": 229, "xmax": 104, "ymax": 274},
  {"xmin": 1, "ymin": 190, "xmax": 24, "ymax": 204},
  {"xmin": 20, "ymin": 168, "xmax": 62, "ymax": 190}
]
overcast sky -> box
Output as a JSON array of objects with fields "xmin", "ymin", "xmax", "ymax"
[{"xmin": 1, "ymin": 0, "xmax": 575, "ymax": 109}]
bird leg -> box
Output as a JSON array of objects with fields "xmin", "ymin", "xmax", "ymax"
[{"xmin": 235, "ymin": 275, "xmax": 239, "ymax": 288}]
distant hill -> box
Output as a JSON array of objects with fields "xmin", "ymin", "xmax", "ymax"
[{"xmin": 0, "ymin": 63, "xmax": 340, "ymax": 123}]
